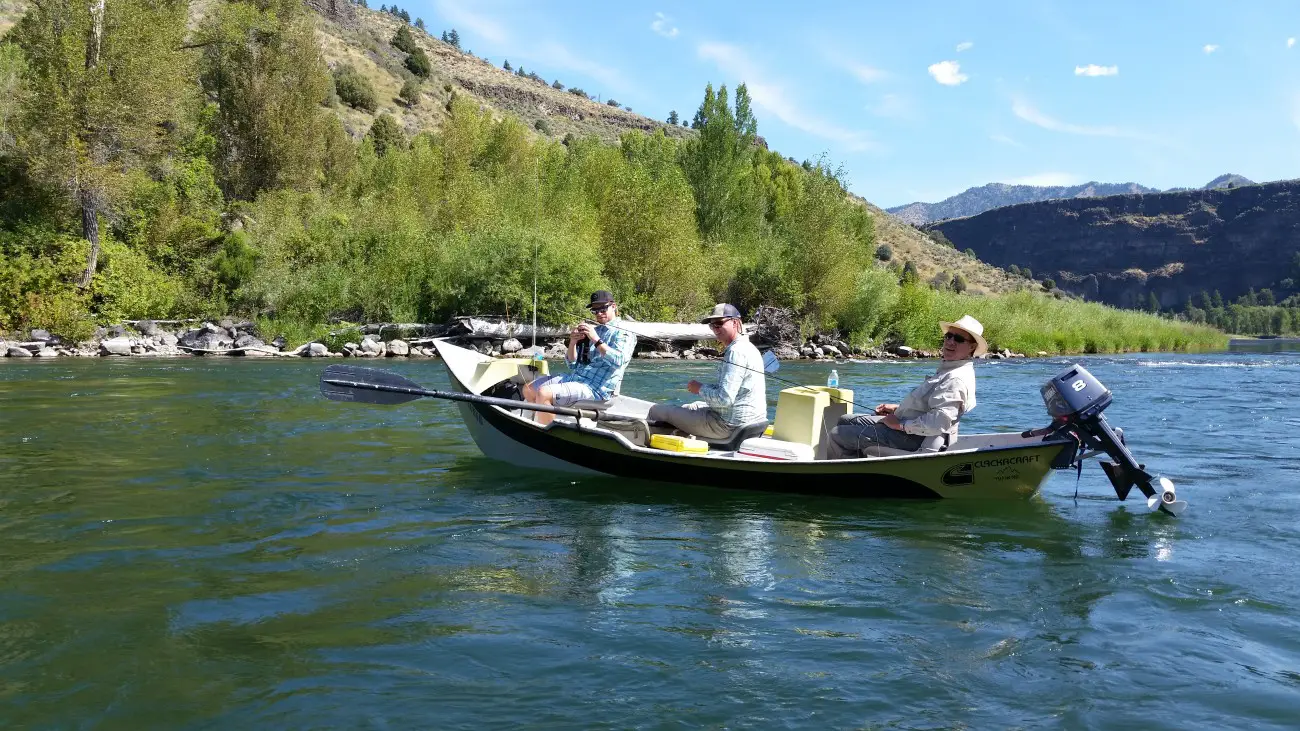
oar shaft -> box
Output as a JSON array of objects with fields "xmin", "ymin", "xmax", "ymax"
[{"xmin": 322, "ymin": 378, "xmax": 616, "ymax": 421}]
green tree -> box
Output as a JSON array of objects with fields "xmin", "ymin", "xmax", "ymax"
[
  {"xmin": 333, "ymin": 64, "xmax": 377, "ymax": 111},
  {"xmin": 1008, "ymin": 264, "xmax": 1021, "ymax": 277},
  {"xmin": 404, "ymin": 46, "xmax": 432, "ymax": 77},
  {"xmin": 0, "ymin": 43, "xmax": 25, "ymax": 150},
  {"xmin": 1259, "ymin": 288, "xmax": 1275, "ymax": 306},
  {"xmin": 900, "ymin": 260, "xmax": 919, "ymax": 285},
  {"xmin": 503, "ymin": 59, "xmax": 512, "ymax": 71},
  {"xmin": 551, "ymin": 80, "xmax": 564, "ymax": 90},
  {"xmin": 399, "ymin": 78, "xmax": 421, "ymax": 107},
  {"xmin": 667, "ymin": 110, "xmax": 679, "ymax": 125},
  {"xmin": 606, "ymin": 99, "xmax": 619, "ymax": 107},
  {"xmin": 447, "ymin": 29, "xmax": 460, "ymax": 49},
  {"xmin": 198, "ymin": 0, "xmax": 341, "ymax": 201},
  {"xmin": 875, "ymin": 244, "xmax": 892, "ymax": 261},
  {"xmin": 12, "ymin": 0, "xmax": 192, "ymax": 287},
  {"xmin": 414, "ymin": 18, "xmax": 424, "ymax": 30},
  {"xmin": 392, "ymin": 24, "xmax": 415, "ymax": 53},
  {"xmin": 679, "ymin": 83, "xmax": 761, "ymax": 240},
  {"xmin": 367, "ymin": 113, "xmax": 406, "ymax": 156},
  {"xmin": 1146, "ymin": 291, "xmax": 1159, "ymax": 312},
  {"xmin": 951, "ymin": 273, "xmax": 968, "ymax": 293},
  {"xmin": 1044, "ymin": 278, "xmax": 1056, "ymax": 291}
]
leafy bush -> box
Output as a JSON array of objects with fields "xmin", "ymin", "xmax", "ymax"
[
  {"xmin": 875, "ymin": 244, "xmax": 892, "ymax": 261},
  {"xmin": 533, "ymin": 118, "xmax": 552, "ymax": 135},
  {"xmin": 399, "ymin": 78, "xmax": 421, "ymax": 107},
  {"xmin": 391, "ymin": 25, "xmax": 417, "ymax": 54},
  {"xmin": 568, "ymin": 88, "xmax": 588, "ymax": 98},
  {"xmin": 367, "ymin": 114, "xmax": 406, "ymax": 155},
  {"xmin": 404, "ymin": 47, "xmax": 431, "ymax": 78},
  {"xmin": 332, "ymin": 64, "xmax": 377, "ymax": 112},
  {"xmin": 606, "ymin": 99, "xmax": 619, "ymax": 107}
]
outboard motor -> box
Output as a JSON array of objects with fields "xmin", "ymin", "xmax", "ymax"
[{"xmin": 1038, "ymin": 364, "xmax": 1186, "ymax": 516}]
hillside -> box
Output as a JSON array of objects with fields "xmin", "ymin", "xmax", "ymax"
[{"xmin": 929, "ymin": 180, "xmax": 1300, "ymax": 310}]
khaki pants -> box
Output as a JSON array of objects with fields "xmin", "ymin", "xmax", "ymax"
[{"xmin": 647, "ymin": 402, "xmax": 734, "ymax": 441}]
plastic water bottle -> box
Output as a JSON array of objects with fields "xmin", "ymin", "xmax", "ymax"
[{"xmin": 827, "ymin": 369, "xmax": 839, "ymax": 388}]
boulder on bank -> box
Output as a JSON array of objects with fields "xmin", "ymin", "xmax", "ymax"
[
  {"xmin": 359, "ymin": 336, "xmax": 384, "ymax": 357},
  {"xmin": 100, "ymin": 337, "xmax": 134, "ymax": 356},
  {"xmin": 7, "ymin": 346, "xmax": 33, "ymax": 357},
  {"xmin": 385, "ymin": 339, "xmax": 410, "ymax": 356},
  {"xmin": 501, "ymin": 338, "xmax": 523, "ymax": 354}
]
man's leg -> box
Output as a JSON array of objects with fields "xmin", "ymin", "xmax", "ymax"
[
  {"xmin": 647, "ymin": 403, "xmax": 733, "ymax": 441},
  {"xmin": 827, "ymin": 414, "xmax": 924, "ymax": 459}
]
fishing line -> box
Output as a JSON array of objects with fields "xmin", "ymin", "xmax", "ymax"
[{"xmin": 548, "ymin": 305, "xmax": 881, "ymax": 413}]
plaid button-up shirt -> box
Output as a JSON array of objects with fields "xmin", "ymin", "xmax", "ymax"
[{"xmin": 563, "ymin": 319, "xmax": 637, "ymax": 400}]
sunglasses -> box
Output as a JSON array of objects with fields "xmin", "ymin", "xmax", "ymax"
[
  {"xmin": 589, "ymin": 304, "xmax": 613, "ymax": 313},
  {"xmin": 708, "ymin": 319, "xmax": 734, "ymax": 330},
  {"xmin": 943, "ymin": 332, "xmax": 969, "ymax": 344}
]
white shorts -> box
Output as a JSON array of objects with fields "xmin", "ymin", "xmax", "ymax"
[{"xmin": 532, "ymin": 374, "xmax": 599, "ymax": 405}]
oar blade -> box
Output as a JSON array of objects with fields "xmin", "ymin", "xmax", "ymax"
[{"xmin": 319, "ymin": 364, "xmax": 425, "ymax": 405}]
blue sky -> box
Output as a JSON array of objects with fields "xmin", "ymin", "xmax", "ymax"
[{"xmin": 416, "ymin": 0, "xmax": 1300, "ymax": 208}]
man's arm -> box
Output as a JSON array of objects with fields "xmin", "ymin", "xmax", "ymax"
[
  {"xmin": 898, "ymin": 382, "xmax": 966, "ymax": 435},
  {"xmin": 699, "ymin": 349, "xmax": 744, "ymax": 407}
]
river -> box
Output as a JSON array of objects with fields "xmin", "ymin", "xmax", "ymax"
[{"xmin": 2, "ymin": 350, "xmax": 1298, "ymax": 729}]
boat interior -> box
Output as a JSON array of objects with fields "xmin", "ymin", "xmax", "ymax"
[{"xmin": 453, "ymin": 348, "xmax": 1056, "ymax": 464}]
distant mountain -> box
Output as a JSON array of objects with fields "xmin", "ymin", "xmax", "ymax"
[
  {"xmin": 1202, "ymin": 173, "xmax": 1255, "ymax": 190},
  {"xmin": 888, "ymin": 174, "xmax": 1258, "ymax": 225}
]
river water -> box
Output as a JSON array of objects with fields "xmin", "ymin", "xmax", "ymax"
[{"xmin": 2, "ymin": 350, "xmax": 1298, "ymax": 729}]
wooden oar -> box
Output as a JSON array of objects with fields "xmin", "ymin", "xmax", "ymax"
[{"xmin": 319, "ymin": 364, "xmax": 637, "ymax": 422}]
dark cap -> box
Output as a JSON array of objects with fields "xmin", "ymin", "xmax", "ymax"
[
  {"xmin": 587, "ymin": 290, "xmax": 616, "ymax": 310},
  {"xmin": 700, "ymin": 303, "xmax": 742, "ymax": 323}
]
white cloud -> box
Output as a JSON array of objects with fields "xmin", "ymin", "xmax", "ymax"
[
  {"xmin": 1289, "ymin": 38, "xmax": 1296, "ymax": 48},
  {"xmin": 1001, "ymin": 172, "xmax": 1083, "ymax": 187},
  {"xmin": 1074, "ymin": 64, "xmax": 1118, "ymax": 77},
  {"xmin": 928, "ymin": 60, "xmax": 968, "ymax": 86},
  {"xmin": 870, "ymin": 93, "xmax": 917, "ymax": 120},
  {"xmin": 956, "ymin": 41, "xmax": 974, "ymax": 52},
  {"xmin": 1012, "ymin": 97, "xmax": 1147, "ymax": 139},
  {"xmin": 651, "ymin": 12, "xmax": 678, "ymax": 38},
  {"xmin": 697, "ymin": 42, "xmax": 878, "ymax": 152},
  {"xmin": 434, "ymin": 0, "xmax": 510, "ymax": 45},
  {"xmin": 990, "ymin": 134, "xmax": 1026, "ymax": 149},
  {"xmin": 847, "ymin": 62, "xmax": 889, "ymax": 84},
  {"xmin": 532, "ymin": 41, "xmax": 630, "ymax": 92},
  {"xmin": 1203, "ymin": 44, "xmax": 1219, "ymax": 54}
]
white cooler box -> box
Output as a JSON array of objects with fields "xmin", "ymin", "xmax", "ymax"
[{"xmin": 737, "ymin": 437, "xmax": 815, "ymax": 461}]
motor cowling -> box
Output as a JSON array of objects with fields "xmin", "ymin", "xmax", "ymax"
[{"xmin": 1039, "ymin": 364, "xmax": 1185, "ymax": 516}]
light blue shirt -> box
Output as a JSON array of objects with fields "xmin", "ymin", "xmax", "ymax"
[
  {"xmin": 699, "ymin": 334, "xmax": 767, "ymax": 426},
  {"xmin": 563, "ymin": 319, "xmax": 637, "ymax": 399}
]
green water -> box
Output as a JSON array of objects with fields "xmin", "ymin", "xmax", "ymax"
[{"xmin": 2, "ymin": 354, "xmax": 1299, "ymax": 728}]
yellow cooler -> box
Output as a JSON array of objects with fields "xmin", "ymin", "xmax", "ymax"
[{"xmin": 649, "ymin": 434, "xmax": 710, "ymax": 454}]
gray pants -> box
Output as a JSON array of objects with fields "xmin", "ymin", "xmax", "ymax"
[
  {"xmin": 826, "ymin": 414, "xmax": 925, "ymax": 459},
  {"xmin": 648, "ymin": 402, "xmax": 733, "ymax": 441}
]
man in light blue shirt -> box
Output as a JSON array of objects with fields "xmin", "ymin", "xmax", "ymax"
[
  {"xmin": 648, "ymin": 303, "xmax": 767, "ymax": 440},
  {"xmin": 525, "ymin": 290, "xmax": 636, "ymax": 426}
]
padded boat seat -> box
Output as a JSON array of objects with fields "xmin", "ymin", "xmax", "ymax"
[
  {"xmin": 861, "ymin": 434, "xmax": 949, "ymax": 458},
  {"xmin": 703, "ymin": 419, "xmax": 771, "ymax": 451},
  {"xmin": 569, "ymin": 399, "xmax": 613, "ymax": 413}
]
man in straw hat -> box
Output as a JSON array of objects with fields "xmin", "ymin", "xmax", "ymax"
[
  {"xmin": 826, "ymin": 315, "xmax": 986, "ymax": 458},
  {"xmin": 648, "ymin": 303, "xmax": 767, "ymax": 441}
]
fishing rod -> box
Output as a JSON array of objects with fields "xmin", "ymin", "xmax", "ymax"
[{"xmin": 549, "ymin": 306, "xmax": 883, "ymax": 414}]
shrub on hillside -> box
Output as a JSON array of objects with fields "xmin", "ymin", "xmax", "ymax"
[
  {"xmin": 404, "ymin": 47, "xmax": 432, "ymax": 78},
  {"xmin": 606, "ymin": 99, "xmax": 619, "ymax": 107},
  {"xmin": 533, "ymin": 118, "xmax": 552, "ymax": 135},
  {"xmin": 399, "ymin": 79, "xmax": 421, "ymax": 107},
  {"xmin": 333, "ymin": 64, "xmax": 377, "ymax": 112},
  {"xmin": 366, "ymin": 114, "xmax": 406, "ymax": 155},
  {"xmin": 875, "ymin": 244, "xmax": 892, "ymax": 261},
  {"xmin": 568, "ymin": 88, "xmax": 588, "ymax": 98},
  {"xmin": 391, "ymin": 25, "xmax": 417, "ymax": 55}
]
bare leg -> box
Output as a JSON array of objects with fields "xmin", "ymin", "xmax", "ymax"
[{"xmin": 523, "ymin": 381, "xmax": 557, "ymax": 426}]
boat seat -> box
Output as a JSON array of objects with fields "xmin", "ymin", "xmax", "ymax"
[
  {"xmin": 862, "ymin": 434, "xmax": 949, "ymax": 458},
  {"xmin": 569, "ymin": 399, "xmax": 613, "ymax": 413},
  {"xmin": 703, "ymin": 419, "xmax": 771, "ymax": 451}
]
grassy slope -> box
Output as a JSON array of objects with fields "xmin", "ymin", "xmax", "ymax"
[{"xmin": 0, "ymin": 0, "xmax": 1022, "ymax": 297}]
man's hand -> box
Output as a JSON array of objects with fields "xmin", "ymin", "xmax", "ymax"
[
  {"xmin": 577, "ymin": 323, "xmax": 599, "ymax": 342},
  {"xmin": 874, "ymin": 403, "xmax": 898, "ymax": 415},
  {"xmin": 881, "ymin": 414, "xmax": 904, "ymax": 431},
  {"xmin": 687, "ymin": 380, "xmax": 703, "ymax": 395}
]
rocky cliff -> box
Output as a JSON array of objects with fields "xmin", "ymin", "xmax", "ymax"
[
  {"xmin": 888, "ymin": 181, "xmax": 1162, "ymax": 225},
  {"xmin": 929, "ymin": 180, "xmax": 1300, "ymax": 310}
]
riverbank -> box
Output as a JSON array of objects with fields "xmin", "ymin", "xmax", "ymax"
[{"xmin": 0, "ymin": 317, "xmax": 1044, "ymax": 362}]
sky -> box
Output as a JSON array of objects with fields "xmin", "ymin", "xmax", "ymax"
[{"xmin": 414, "ymin": 0, "xmax": 1300, "ymax": 208}]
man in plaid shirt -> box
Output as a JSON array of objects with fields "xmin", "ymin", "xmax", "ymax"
[{"xmin": 524, "ymin": 290, "xmax": 637, "ymax": 426}]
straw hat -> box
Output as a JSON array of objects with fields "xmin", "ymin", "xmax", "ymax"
[{"xmin": 940, "ymin": 315, "xmax": 988, "ymax": 357}]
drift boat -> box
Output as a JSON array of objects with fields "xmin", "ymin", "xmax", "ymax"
[{"xmin": 318, "ymin": 339, "xmax": 1185, "ymax": 514}]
